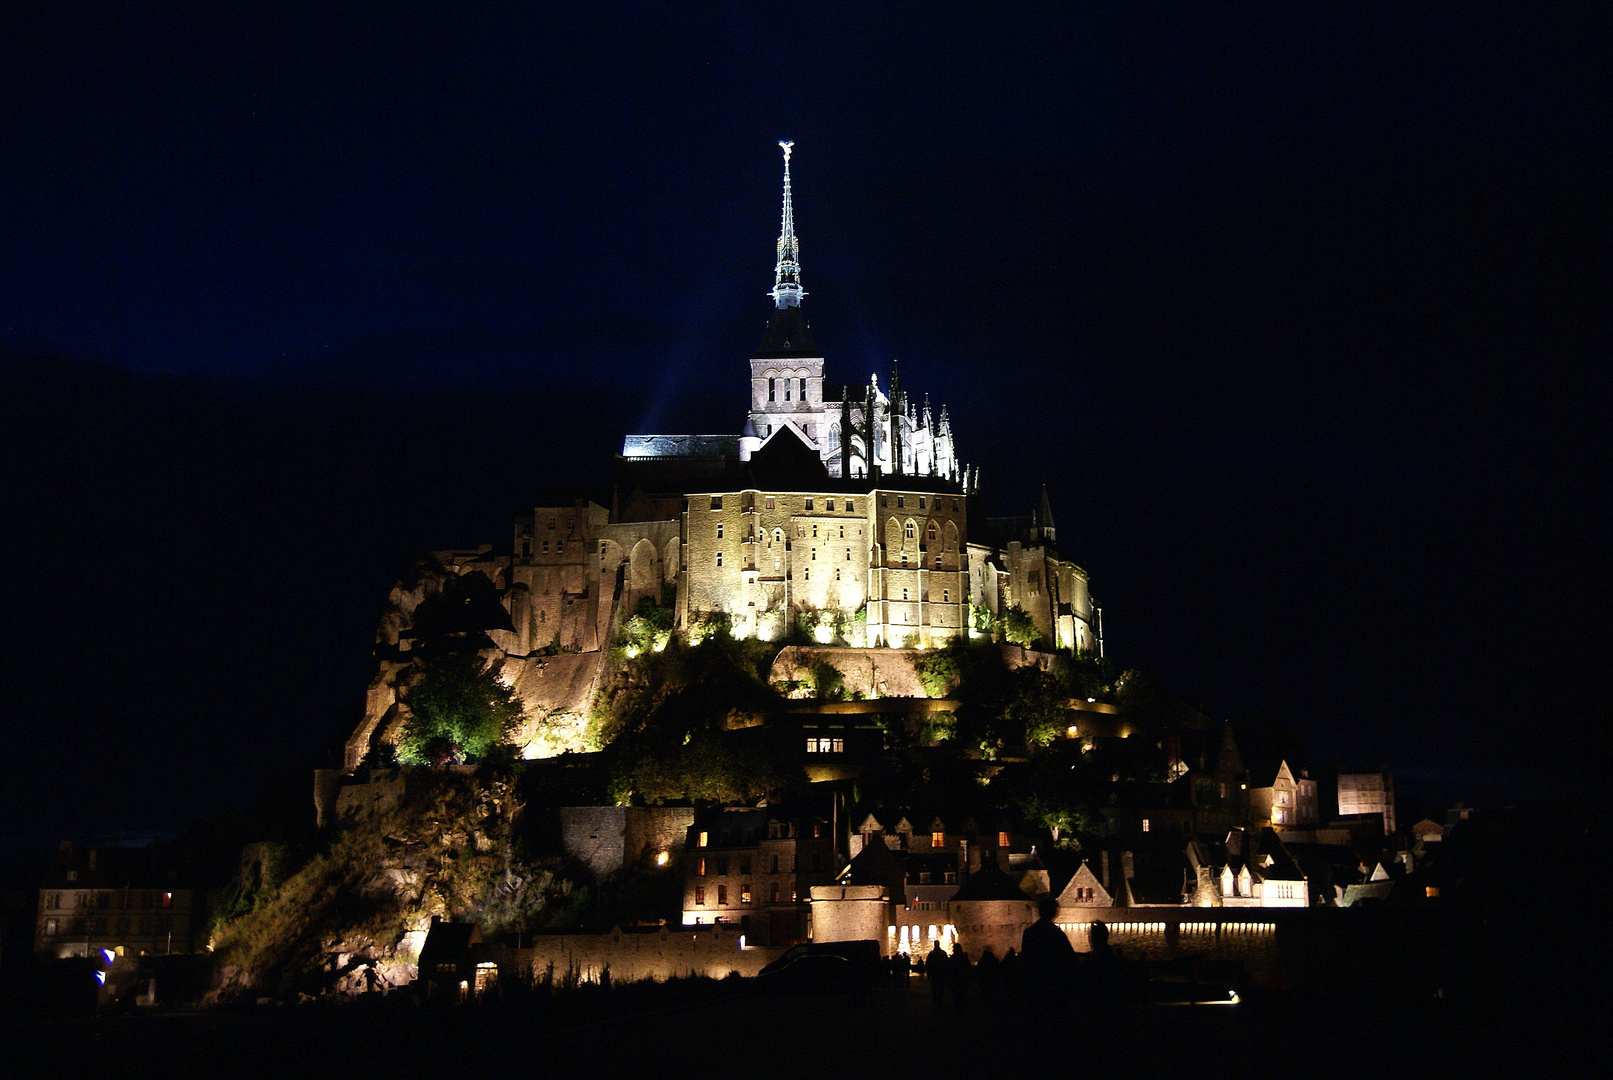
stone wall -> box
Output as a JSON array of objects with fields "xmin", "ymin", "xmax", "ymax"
[
  {"xmin": 769, "ymin": 645, "xmax": 933, "ymax": 699},
  {"xmin": 494, "ymin": 925, "xmax": 777, "ymax": 984},
  {"xmin": 808, "ymin": 885, "xmax": 888, "ymax": 949},
  {"xmin": 559, "ymin": 806, "xmax": 695, "ymax": 877}
]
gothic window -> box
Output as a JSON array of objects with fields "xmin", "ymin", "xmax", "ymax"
[
  {"xmin": 905, "ymin": 522, "xmax": 916, "ymax": 540},
  {"xmin": 926, "ymin": 522, "xmax": 937, "ymax": 543},
  {"xmin": 799, "ymin": 377, "xmax": 807, "ymax": 399},
  {"xmin": 768, "ymin": 377, "xmax": 776, "ymax": 402}
]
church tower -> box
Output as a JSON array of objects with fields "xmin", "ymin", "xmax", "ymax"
[{"xmin": 747, "ymin": 142, "xmax": 827, "ymax": 455}]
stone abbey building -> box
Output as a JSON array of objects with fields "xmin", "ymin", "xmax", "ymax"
[
  {"xmin": 516, "ymin": 143, "xmax": 1099, "ymax": 656},
  {"xmin": 346, "ymin": 143, "xmax": 1101, "ymax": 770}
]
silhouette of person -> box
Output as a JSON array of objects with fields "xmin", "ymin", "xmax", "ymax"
[
  {"xmin": 1084, "ymin": 919, "xmax": 1127, "ymax": 1022},
  {"xmin": 1001, "ymin": 946, "xmax": 1020, "ymax": 1001},
  {"xmin": 928, "ymin": 939, "xmax": 949, "ymax": 1005},
  {"xmin": 949, "ymin": 942, "xmax": 972, "ymax": 1008},
  {"xmin": 1020, "ymin": 895, "xmax": 1077, "ymax": 1022},
  {"xmin": 976, "ymin": 945, "xmax": 1001, "ymax": 1003}
]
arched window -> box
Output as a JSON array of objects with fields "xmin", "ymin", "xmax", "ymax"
[
  {"xmin": 926, "ymin": 522, "xmax": 938, "ymax": 543},
  {"xmin": 905, "ymin": 522, "xmax": 916, "ymax": 540}
]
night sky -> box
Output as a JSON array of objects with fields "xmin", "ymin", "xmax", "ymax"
[{"xmin": 3, "ymin": 5, "xmax": 1604, "ymax": 849}]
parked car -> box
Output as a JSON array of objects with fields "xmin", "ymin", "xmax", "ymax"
[{"xmin": 756, "ymin": 940, "xmax": 882, "ymax": 993}]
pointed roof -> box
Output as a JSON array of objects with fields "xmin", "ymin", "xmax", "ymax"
[
  {"xmin": 754, "ymin": 142, "xmax": 820, "ymax": 359},
  {"xmin": 951, "ymin": 856, "xmax": 1030, "ymax": 902}
]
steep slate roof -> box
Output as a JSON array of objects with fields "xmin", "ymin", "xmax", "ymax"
[
  {"xmin": 842, "ymin": 830, "xmax": 906, "ymax": 905},
  {"xmin": 950, "ymin": 858, "xmax": 1030, "ymax": 902}
]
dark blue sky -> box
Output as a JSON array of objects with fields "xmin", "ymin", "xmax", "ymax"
[{"xmin": 2, "ymin": 4, "xmax": 1604, "ymax": 842}]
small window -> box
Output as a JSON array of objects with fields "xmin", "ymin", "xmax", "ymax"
[
  {"xmin": 768, "ymin": 378, "xmax": 776, "ymax": 402},
  {"xmin": 813, "ymin": 823, "xmax": 823, "ymax": 838},
  {"xmin": 161, "ymin": 892, "xmax": 172, "ymax": 908},
  {"xmin": 799, "ymin": 377, "xmax": 807, "ymax": 398},
  {"xmin": 931, "ymin": 831, "xmax": 945, "ymax": 848},
  {"xmin": 600, "ymin": 542, "xmax": 608, "ymax": 555},
  {"xmin": 697, "ymin": 857, "xmax": 706, "ymax": 876},
  {"xmin": 919, "ymin": 497, "xmax": 926, "ymax": 509},
  {"xmin": 711, "ymin": 496, "xmax": 722, "ymax": 510},
  {"xmin": 805, "ymin": 497, "xmax": 814, "ymax": 511},
  {"xmin": 696, "ymin": 886, "xmax": 706, "ymax": 905},
  {"xmin": 766, "ymin": 496, "xmax": 775, "ymax": 509},
  {"xmin": 942, "ymin": 589, "xmax": 949, "ymax": 602},
  {"xmin": 770, "ymin": 883, "xmax": 780, "ymax": 903},
  {"xmin": 905, "ymin": 522, "xmax": 916, "ymax": 540},
  {"xmin": 902, "ymin": 587, "xmax": 909, "ymax": 600},
  {"xmin": 845, "ymin": 548, "xmax": 851, "ymax": 560},
  {"xmin": 826, "ymin": 498, "xmax": 835, "ymax": 511},
  {"xmin": 716, "ymin": 523, "xmax": 723, "ymax": 539},
  {"xmin": 812, "ymin": 524, "xmax": 818, "ymax": 537},
  {"xmin": 835, "ymin": 569, "xmax": 841, "ymax": 581},
  {"xmin": 897, "ymin": 495, "xmax": 905, "ymax": 508},
  {"xmin": 771, "ymin": 855, "xmax": 780, "ymax": 873},
  {"xmin": 741, "ymin": 885, "xmax": 752, "ymax": 905},
  {"xmin": 998, "ymin": 831, "xmax": 1010, "ymax": 848},
  {"xmin": 697, "ymin": 831, "xmax": 708, "ymax": 847},
  {"xmin": 1142, "ymin": 819, "xmax": 1150, "ymax": 832},
  {"xmin": 542, "ymin": 539, "xmax": 549, "ymax": 554},
  {"xmin": 846, "ymin": 500, "xmax": 854, "ymax": 512},
  {"xmin": 803, "ymin": 568, "xmax": 809, "ymax": 580},
  {"xmin": 716, "ymin": 551, "xmax": 723, "ymax": 566}
]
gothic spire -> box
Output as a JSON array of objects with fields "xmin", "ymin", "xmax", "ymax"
[{"xmin": 769, "ymin": 141, "xmax": 805, "ymax": 309}]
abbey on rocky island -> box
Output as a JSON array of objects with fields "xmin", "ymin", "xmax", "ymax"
[{"xmin": 346, "ymin": 143, "xmax": 1101, "ymax": 769}]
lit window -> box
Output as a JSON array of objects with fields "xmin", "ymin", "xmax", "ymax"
[
  {"xmin": 161, "ymin": 892, "xmax": 172, "ymax": 908},
  {"xmin": 741, "ymin": 885, "xmax": 752, "ymax": 904},
  {"xmin": 931, "ymin": 831, "xmax": 945, "ymax": 848},
  {"xmin": 697, "ymin": 831, "xmax": 708, "ymax": 847},
  {"xmin": 998, "ymin": 831, "xmax": 1010, "ymax": 848},
  {"xmin": 697, "ymin": 857, "xmax": 706, "ymax": 876},
  {"xmin": 695, "ymin": 886, "xmax": 706, "ymax": 905},
  {"xmin": 1142, "ymin": 819, "xmax": 1150, "ymax": 832}
]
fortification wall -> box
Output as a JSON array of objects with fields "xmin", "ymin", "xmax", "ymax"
[{"xmin": 497, "ymin": 925, "xmax": 776, "ymax": 984}]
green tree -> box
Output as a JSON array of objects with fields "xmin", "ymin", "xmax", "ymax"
[
  {"xmin": 395, "ymin": 652, "xmax": 523, "ymax": 765},
  {"xmin": 999, "ymin": 605, "xmax": 1041, "ymax": 648}
]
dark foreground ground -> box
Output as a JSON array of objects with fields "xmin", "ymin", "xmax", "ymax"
[{"xmin": 12, "ymin": 971, "xmax": 1582, "ymax": 1078}]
